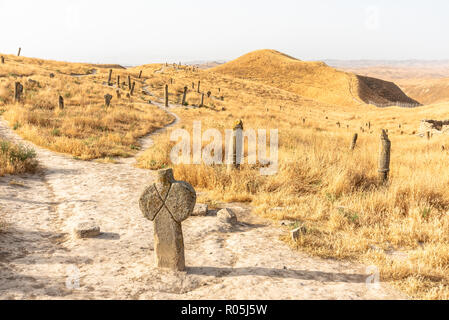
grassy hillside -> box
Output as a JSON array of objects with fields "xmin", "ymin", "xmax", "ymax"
[
  {"xmin": 211, "ymin": 49, "xmax": 420, "ymax": 107},
  {"xmin": 0, "ymin": 54, "xmax": 174, "ymax": 160}
]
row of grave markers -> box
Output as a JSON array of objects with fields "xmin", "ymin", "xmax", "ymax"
[{"xmin": 138, "ymin": 125, "xmax": 392, "ymax": 272}]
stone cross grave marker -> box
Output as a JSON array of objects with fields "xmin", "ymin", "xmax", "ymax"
[{"xmin": 139, "ymin": 169, "xmax": 196, "ymax": 271}]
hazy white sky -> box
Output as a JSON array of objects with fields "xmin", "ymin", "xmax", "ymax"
[{"xmin": 0, "ymin": 0, "xmax": 448, "ymax": 65}]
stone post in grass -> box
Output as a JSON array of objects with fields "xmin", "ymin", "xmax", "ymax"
[
  {"xmin": 182, "ymin": 86, "xmax": 187, "ymax": 106},
  {"xmin": 139, "ymin": 169, "xmax": 196, "ymax": 271},
  {"xmin": 130, "ymin": 82, "xmax": 136, "ymax": 96},
  {"xmin": 128, "ymin": 75, "xmax": 132, "ymax": 91},
  {"xmin": 17, "ymin": 48, "xmax": 21, "ymax": 57},
  {"xmin": 58, "ymin": 96, "xmax": 64, "ymax": 110},
  {"xmin": 104, "ymin": 94, "xmax": 113, "ymax": 107},
  {"xmin": 117, "ymin": 75, "xmax": 120, "ymax": 88},
  {"xmin": 165, "ymin": 84, "xmax": 169, "ymax": 107},
  {"xmin": 116, "ymin": 89, "xmax": 121, "ymax": 99},
  {"xmin": 227, "ymin": 120, "xmax": 244, "ymax": 172},
  {"xmin": 108, "ymin": 69, "xmax": 113, "ymax": 86},
  {"xmin": 139, "ymin": 70, "xmax": 142, "ymax": 79},
  {"xmin": 197, "ymin": 81, "xmax": 201, "ymax": 93},
  {"xmin": 1, "ymin": 56, "xmax": 4, "ymax": 64},
  {"xmin": 14, "ymin": 82, "xmax": 23, "ymax": 102},
  {"xmin": 378, "ymin": 129, "xmax": 391, "ymax": 183},
  {"xmin": 350, "ymin": 133, "xmax": 358, "ymax": 150}
]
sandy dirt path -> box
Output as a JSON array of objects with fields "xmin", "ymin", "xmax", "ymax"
[{"xmin": 0, "ymin": 86, "xmax": 407, "ymax": 300}]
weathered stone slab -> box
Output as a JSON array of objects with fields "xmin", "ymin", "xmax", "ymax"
[
  {"xmin": 192, "ymin": 204, "xmax": 208, "ymax": 216},
  {"xmin": 217, "ymin": 208, "xmax": 237, "ymax": 225},
  {"xmin": 139, "ymin": 169, "xmax": 196, "ymax": 271},
  {"xmin": 74, "ymin": 222, "xmax": 101, "ymax": 239}
]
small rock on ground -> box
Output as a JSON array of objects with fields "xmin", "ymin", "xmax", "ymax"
[
  {"xmin": 217, "ymin": 208, "xmax": 238, "ymax": 225},
  {"xmin": 74, "ymin": 222, "xmax": 101, "ymax": 239},
  {"xmin": 192, "ymin": 204, "xmax": 208, "ymax": 216}
]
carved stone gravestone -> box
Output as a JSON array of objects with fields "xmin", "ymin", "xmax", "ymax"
[
  {"xmin": 108, "ymin": 69, "xmax": 113, "ymax": 86},
  {"xmin": 139, "ymin": 169, "xmax": 196, "ymax": 271},
  {"xmin": 104, "ymin": 94, "xmax": 112, "ymax": 107},
  {"xmin": 58, "ymin": 96, "xmax": 64, "ymax": 110},
  {"xmin": 378, "ymin": 129, "xmax": 391, "ymax": 183},
  {"xmin": 14, "ymin": 82, "xmax": 23, "ymax": 102}
]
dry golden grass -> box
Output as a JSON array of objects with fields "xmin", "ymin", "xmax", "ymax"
[
  {"xmin": 0, "ymin": 139, "xmax": 37, "ymax": 176},
  {"xmin": 137, "ymin": 52, "xmax": 449, "ymax": 299},
  {"xmin": 0, "ymin": 56, "xmax": 174, "ymax": 159}
]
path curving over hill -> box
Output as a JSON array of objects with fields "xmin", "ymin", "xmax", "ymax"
[{"xmin": 0, "ymin": 85, "xmax": 406, "ymax": 299}]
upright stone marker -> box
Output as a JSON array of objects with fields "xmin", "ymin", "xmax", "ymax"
[
  {"xmin": 378, "ymin": 129, "xmax": 391, "ymax": 183},
  {"xmin": 117, "ymin": 75, "xmax": 120, "ymax": 88},
  {"xmin": 139, "ymin": 169, "xmax": 196, "ymax": 271},
  {"xmin": 14, "ymin": 82, "xmax": 23, "ymax": 102},
  {"xmin": 128, "ymin": 75, "xmax": 132, "ymax": 91},
  {"xmin": 228, "ymin": 120, "xmax": 244, "ymax": 171},
  {"xmin": 130, "ymin": 82, "xmax": 136, "ymax": 96},
  {"xmin": 350, "ymin": 133, "xmax": 358, "ymax": 150},
  {"xmin": 104, "ymin": 94, "xmax": 113, "ymax": 107},
  {"xmin": 197, "ymin": 81, "xmax": 201, "ymax": 93},
  {"xmin": 138, "ymin": 70, "xmax": 143, "ymax": 79},
  {"xmin": 165, "ymin": 84, "xmax": 169, "ymax": 107},
  {"xmin": 17, "ymin": 48, "xmax": 21, "ymax": 57},
  {"xmin": 182, "ymin": 86, "xmax": 187, "ymax": 105},
  {"xmin": 108, "ymin": 69, "xmax": 113, "ymax": 86},
  {"xmin": 1, "ymin": 56, "xmax": 4, "ymax": 64},
  {"xmin": 58, "ymin": 95, "xmax": 64, "ymax": 110}
]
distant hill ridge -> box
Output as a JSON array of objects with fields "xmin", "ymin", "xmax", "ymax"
[{"xmin": 211, "ymin": 49, "xmax": 420, "ymax": 107}]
